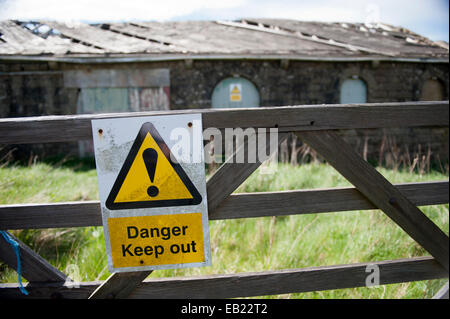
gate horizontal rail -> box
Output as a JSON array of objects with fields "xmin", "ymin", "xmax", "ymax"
[
  {"xmin": 0, "ymin": 101, "xmax": 448, "ymax": 299},
  {"xmin": 0, "ymin": 257, "xmax": 445, "ymax": 299},
  {"xmin": 0, "ymin": 101, "xmax": 447, "ymax": 144},
  {"xmin": 0, "ymin": 181, "xmax": 448, "ymax": 230}
]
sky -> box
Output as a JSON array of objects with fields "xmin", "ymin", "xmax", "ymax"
[{"xmin": 0, "ymin": 0, "xmax": 448, "ymax": 42}]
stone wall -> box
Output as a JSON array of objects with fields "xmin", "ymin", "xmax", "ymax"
[
  {"xmin": 0, "ymin": 59, "xmax": 448, "ymax": 166},
  {"xmin": 167, "ymin": 60, "xmax": 448, "ymax": 108},
  {"xmin": 1, "ymin": 59, "xmax": 448, "ymax": 114}
]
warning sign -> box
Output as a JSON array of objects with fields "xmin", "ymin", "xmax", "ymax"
[
  {"xmin": 105, "ymin": 122, "xmax": 202, "ymax": 210},
  {"xmin": 229, "ymin": 83, "xmax": 242, "ymax": 102},
  {"xmin": 108, "ymin": 213, "xmax": 205, "ymax": 268},
  {"xmin": 92, "ymin": 114, "xmax": 210, "ymax": 273}
]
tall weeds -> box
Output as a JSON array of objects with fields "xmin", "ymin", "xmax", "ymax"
[{"xmin": 277, "ymin": 132, "xmax": 448, "ymax": 176}]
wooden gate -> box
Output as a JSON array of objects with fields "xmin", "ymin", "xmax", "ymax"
[{"xmin": 0, "ymin": 101, "xmax": 448, "ymax": 299}]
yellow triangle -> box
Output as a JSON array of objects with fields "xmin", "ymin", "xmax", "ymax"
[
  {"xmin": 114, "ymin": 132, "xmax": 193, "ymax": 203},
  {"xmin": 231, "ymin": 86, "xmax": 240, "ymax": 94}
]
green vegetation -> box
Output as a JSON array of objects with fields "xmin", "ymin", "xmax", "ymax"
[
  {"xmin": 0, "ymin": 159, "xmax": 98, "ymax": 205},
  {"xmin": 0, "ymin": 159, "xmax": 448, "ymax": 298}
]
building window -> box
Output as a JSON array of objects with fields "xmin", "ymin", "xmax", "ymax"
[
  {"xmin": 420, "ymin": 78, "xmax": 445, "ymax": 101},
  {"xmin": 65, "ymin": 68, "xmax": 170, "ymax": 114},
  {"xmin": 77, "ymin": 88, "xmax": 130, "ymax": 113},
  {"xmin": 340, "ymin": 77, "xmax": 367, "ymax": 104},
  {"xmin": 211, "ymin": 77, "xmax": 260, "ymax": 108}
]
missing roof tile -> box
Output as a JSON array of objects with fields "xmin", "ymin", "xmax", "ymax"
[
  {"xmin": 96, "ymin": 24, "xmax": 174, "ymax": 47},
  {"xmin": 15, "ymin": 21, "xmax": 60, "ymax": 39}
]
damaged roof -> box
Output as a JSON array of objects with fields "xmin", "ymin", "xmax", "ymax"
[{"xmin": 0, "ymin": 19, "xmax": 448, "ymax": 62}]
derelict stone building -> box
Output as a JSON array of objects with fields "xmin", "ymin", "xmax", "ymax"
[{"xmin": 0, "ymin": 19, "xmax": 448, "ymax": 163}]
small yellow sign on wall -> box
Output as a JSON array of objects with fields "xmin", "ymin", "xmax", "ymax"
[{"xmin": 229, "ymin": 83, "xmax": 242, "ymax": 102}]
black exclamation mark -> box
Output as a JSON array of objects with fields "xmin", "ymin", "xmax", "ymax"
[{"xmin": 143, "ymin": 148, "xmax": 159, "ymax": 197}]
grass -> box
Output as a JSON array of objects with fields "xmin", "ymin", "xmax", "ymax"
[
  {"xmin": 0, "ymin": 159, "xmax": 448, "ymax": 298},
  {"xmin": 0, "ymin": 158, "xmax": 98, "ymax": 204}
]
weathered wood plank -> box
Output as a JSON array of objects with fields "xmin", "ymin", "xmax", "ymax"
[
  {"xmin": 296, "ymin": 130, "xmax": 450, "ymax": 272},
  {"xmin": 0, "ymin": 231, "xmax": 67, "ymax": 283},
  {"xmin": 1, "ymin": 181, "xmax": 447, "ymax": 230},
  {"xmin": 0, "ymin": 200, "xmax": 101, "ymax": 230},
  {"xmin": 88, "ymin": 271, "xmax": 152, "ymax": 299},
  {"xmin": 0, "ymin": 257, "xmax": 446, "ymax": 299},
  {"xmin": 0, "ymin": 101, "xmax": 447, "ymax": 144},
  {"xmin": 130, "ymin": 257, "xmax": 447, "ymax": 299},
  {"xmin": 212, "ymin": 180, "xmax": 450, "ymax": 220}
]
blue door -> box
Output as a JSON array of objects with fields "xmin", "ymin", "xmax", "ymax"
[{"xmin": 212, "ymin": 77, "xmax": 260, "ymax": 108}]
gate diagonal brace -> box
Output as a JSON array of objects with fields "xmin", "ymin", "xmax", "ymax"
[{"xmin": 296, "ymin": 130, "xmax": 449, "ymax": 272}]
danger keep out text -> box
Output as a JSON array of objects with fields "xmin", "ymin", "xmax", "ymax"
[{"xmin": 108, "ymin": 213, "xmax": 205, "ymax": 268}]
